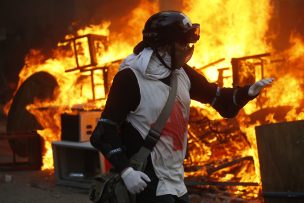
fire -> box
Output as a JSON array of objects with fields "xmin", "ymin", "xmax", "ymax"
[
  {"xmin": 288, "ymin": 33, "xmax": 304, "ymax": 60},
  {"xmin": 182, "ymin": 0, "xmax": 303, "ymax": 199},
  {"xmin": 184, "ymin": 0, "xmax": 271, "ymax": 71},
  {"xmin": 185, "ymin": 0, "xmax": 272, "ymax": 177},
  {"xmin": 266, "ymin": 74, "xmax": 303, "ymax": 107},
  {"xmin": 3, "ymin": 0, "xmax": 304, "ymax": 200},
  {"xmin": 4, "ymin": 0, "xmax": 159, "ymax": 170}
]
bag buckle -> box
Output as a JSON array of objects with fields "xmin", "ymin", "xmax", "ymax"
[{"xmin": 145, "ymin": 129, "xmax": 160, "ymax": 148}]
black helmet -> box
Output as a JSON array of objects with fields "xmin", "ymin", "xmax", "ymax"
[
  {"xmin": 143, "ymin": 11, "xmax": 200, "ymax": 47},
  {"xmin": 133, "ymin": 11, "xmax": 200, "ymax": 70}
]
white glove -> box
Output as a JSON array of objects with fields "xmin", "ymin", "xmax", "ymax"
[
  {"xmin": 121, "ymin": 167, "xmax": 151, "ymax": 194},
  {"xmin": 248, "ymin": 78, "xmax": 274, "ymax": 96}
]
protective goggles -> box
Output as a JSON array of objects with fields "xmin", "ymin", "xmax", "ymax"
[{"xmin": 183, "ymin": 23, "xmax": 200, "ymax": 43}]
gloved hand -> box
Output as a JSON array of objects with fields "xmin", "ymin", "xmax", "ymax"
[
  {"xmin": 248, "ymin": 78, "xmax": 274, "ymax": 96},
  {"xmin": 121, "ymin": 167, "xmax": 151, "ymax": 194}
]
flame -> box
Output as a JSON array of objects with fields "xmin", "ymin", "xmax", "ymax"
[
  {"xmin": 4, "ymin": 0, "xmax": 159, "ymax": 170},
  {"xmin": 183, "ymin": 0, "xmax": 304, "ymax": 199},
  {"xmin": 35, "ymin": 0, "xmax": 159, "ymax": 170},
  {"xmin": 184, "ymin": 0, "xmax": 272, "ymax": 79},
  {"xmin": 265, "ymin": 74, "xmax": 303, "ymax": 107}
]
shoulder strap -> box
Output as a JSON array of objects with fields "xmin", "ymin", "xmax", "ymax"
[
  {"xmin": 152, "ymin": 72, "xmax": 178, "ymax": 132},
  {"xmin": 130, "ymin": 70, "xmax": 178, "ymax": 171}
]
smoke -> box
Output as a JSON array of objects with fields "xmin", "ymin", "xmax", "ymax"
[
  {"xmin": 86, "ymin": 0, "xmax": 141, "ymax": 32},
  {"xmin": 267, "ymin": 0, "xmax": 304, "ymax": 52},
  {"xmin": 88, "ymin": 0, "xmax": 184, "ymax": 34}
]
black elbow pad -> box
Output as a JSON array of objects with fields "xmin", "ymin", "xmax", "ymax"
[
  {"xmin": 90, "ymin": 119, "xmax": 129, "ymax": 172},
  {"xmin": 90, "ymin": 119, "xmax": 122, "ymax": 154},
  {"xmin": 90, "ymin": 122, "xmax": 104, "ymax": 149}
]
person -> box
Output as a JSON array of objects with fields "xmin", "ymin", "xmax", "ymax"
[{"xmin": 90, "ymin": 10, "xmax": 274, "ymax": 203}]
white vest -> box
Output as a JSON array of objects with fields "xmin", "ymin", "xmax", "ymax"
[{"xmin": 126, "ymin": 67, "xmax": 191, "ymax": 197}]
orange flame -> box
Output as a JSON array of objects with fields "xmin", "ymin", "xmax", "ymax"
[
  {"xmin": 4, "ymin": 0, "xmax": 159, "ymax": 170},
  {"xmin": 183, "ymin": 0, "xmax": 303, "ymax": 199}
]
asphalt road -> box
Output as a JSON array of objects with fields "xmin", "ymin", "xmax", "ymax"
[
  {"xmin": 0, "ymin": 116, "xmax": 91, "ymax": 203},
  {"xmin": 0, "ymin": 170, "xmax": 91, "ymax": 203}
]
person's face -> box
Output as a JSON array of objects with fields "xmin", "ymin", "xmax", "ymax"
[{"xmin": 174, "ymin": 41, "xmax": 194, "ymax": 68}]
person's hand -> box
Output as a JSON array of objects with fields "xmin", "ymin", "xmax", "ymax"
[
  {"xmin": 121, "ymin": 167, "xmax": 151, "ymax": 194},
  {"xmin": 248, "ymin": 78, "xmax": 274, "ymax": 96}
]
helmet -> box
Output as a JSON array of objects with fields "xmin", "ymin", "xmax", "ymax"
[
  {"xmin": 133, "ymin": 11, "xmax": 200, "ymax": 70},
  {"xmin": 142, "ymin": 11, "xmax": 200, "ymax": 47}
]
